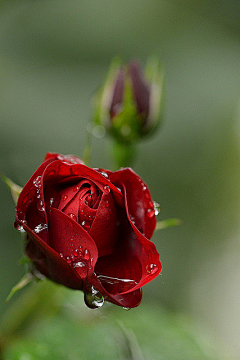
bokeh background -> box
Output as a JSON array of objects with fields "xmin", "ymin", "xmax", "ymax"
[{"xmin": 1, "ymin": 1, "xmax": 240, "ymax": 359}]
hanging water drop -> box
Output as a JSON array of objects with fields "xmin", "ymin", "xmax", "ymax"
[
  {"xmin": 153, "ymin": 201, "xmax": 161, "ymax": 216},
  {"xmin": 17, "ymin": 225, "xmax": 25, "ymax": 233},
  {"xmin": 84, "ymin": 286, "xmax": 104, "ymax": 309}
]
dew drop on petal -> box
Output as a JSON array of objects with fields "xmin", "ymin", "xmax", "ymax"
[
  {"xmin": 73, "ymin": 249, "xmax": 79, "ymax": 257},
  {"xmin": 81, "ymin": 220, "xmax": 86, "ymax": 226},
  {"xmin": 59, "ymin": 253, "xmax": 64, "ymax": 258},
  {"xmin": 73, "ymin": 261, "xmax": 86, "ymax": 269},
  {"xmin": 146, "ymin": 208, "xmax": 155, "ymax": 218},
  {"xmin": 153, "ymin": 201, "xmax": 161, "ymax": 216},
  {"xmin": 73, "ymin": 185, "xmax": 79, "ymax": 192},
  {"xmin": 63, "ymin": 195, "xmax": 68, "ymax": 201},
  {"xmin": 33, "ymin": 223, "xmax": 47, "ymax": 234},
  {"xmin": 84, "ymin": 286, "xmax": 104, "ymax": 309},
  {"xmin": 147, "ymin": 263, "xmax": 159, "ymax": 275},
  {"xmin": 123, "ymin": 307, "xmax": 131, "ymax": 311},
  {"xmin": 100, "ymin": 171, "xmax": 108, "ymax": 179},
  {"xmin": 144, "ymin": 192, "xmax": 150, "ymax": 200},
  {"xmin": 83, "ymin": 249, "xmax": 90, "ymax": 261},
  {"xmin": 103, "ymin": 185, "xmax": 110, "ymax": 193},
  {"xmin": 66, "ymin": 256, "xmax": 71, "ymax": 264},
  {"xmin": 68, "ymin": 213, "xmax": 77, "ymax": 221},
  {"xmin": 37, "ymin": 200, "xmax": 45, "ymax": 211},
  {"xmin": 105, "ymin": 202, "xmax": 109, "ymax": 208},
  {"xmin": 33, "ymin": 176, "xmax": 41, "ymax": 187}
]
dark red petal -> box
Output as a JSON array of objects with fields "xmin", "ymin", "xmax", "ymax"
[
  {"xmin": 42, "ymin": 161, "xmax": 122, "ymax": 202},
  {"xmin": 16, "ymin": 157, "xmax": 56, "ymax": 243},
  {"xmin": 109, "ymin": 167, "xmax": 156, "ymax": 239},
  {"xmin": 89, "ymin": 193, "xmax": 118, "ymax": 257},
  {"xmin": 44, "ymin": 152, "xmax": 84, "ymax": 165},
  {"xmin": 129, "ymin": 61, "xmax": 150, "ymax": 119},
  {"xmin": 86, "ymin": 273, "xmax": 142, "ymax": 308},
  {"xmin": 22, "ymin": 223, "xmax": 83, "ymax": 290},
  {"xmin": 47, "ymin": 208, "xmax": 98, "ymax": 277}
]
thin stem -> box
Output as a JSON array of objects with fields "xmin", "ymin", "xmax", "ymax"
[{"xmin": 83, "ymin": 124, "xmax": 93, "ymax": 166}]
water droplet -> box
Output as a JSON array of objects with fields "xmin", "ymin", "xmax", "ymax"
[
  {"xmin": 105, "ymin": 201, "xmax": 109, "ymax": 208},
  {"xmin": 84, "ymin": 286, "xmax": 104, "ymax": 309},
  {"xmin": 81, "ymin": 220, "xmax": 86, "ymax": 226},
  {"xmin": 17, "ymin": 224, "xmax": 25, "ymax": 233},
  {"xmin": 142, "ymin": 185, "xmax": 147, "ymax": 191},
  {"xmin": 146, "ymin": 208, "xmax": 154, "ymax": 218},
  {"xmin": 49, "ymin": 197, "xmax": 54, "ymax": 207},
  {"xmin": 36, "ymin": 189, "xmax": 40, "ymax": 198},
  {"xmin": 68, "ymin": 213, "xmax": 77, "ymax": 221},
  {"xmin": 147, "ymin": 263, "xmax": 159, "ymax": 275},
  {"xmin": 100, "ymin": 171, "xmax": 108, "ymax": 178},
  {"xmin": 116, "ymin": 187, "xmax": 122, "ymax": 192},
  {"xmin": 103, "ymin": 185, "xmax": 110, "ymax": 193},
  {"xmin": 33, "ymin": 223, "xmax": 47, "ymax": 233},
  {"xmin": 73, "ymin": 185, "xmax": 79, "ymax": 192},
  {"xmin": 144, "ymin": 192, "xmax": 150, "ymax": 200},
  {"xmin": 73, "ymin": 261, "xmax": 85, "ymax": 268},
  {"xmin": 73, "ymin": 249, "xmax": 79, "ymax": 257},
  {"xmin": 83, "ymin": 249, "xmax": 90, "ymax": 261},
  {"xmin": 37, "ymin": 200, "xmax": 45, "ymax": 211},
  {"xmin": 153, "ymin": 201, "xmax": 161, "ymax": 216},
  {"xmin": 66, "ymin": 256, "xmax": 71, "ymax": 264},
  {"xmin": 123, "ymin": 307, "xmax": 131, "ymax": 311},
  {"xmin": 78, "ymin": 246, "xmax": 83, "ymax": 254},
  {"xmin": 63, "ymin": 195, "xmax": 68, "ymax": 201},
  {"xmin": 59, "ymin": 253, "xmax": 64, "ymax": 258},
  {"xmin": 33, "ymin": 176, "xmax": 41, "ymax": 187}
]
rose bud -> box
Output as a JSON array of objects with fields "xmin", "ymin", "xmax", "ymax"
[
  {"xmin": 15, "ymin": 153, "xmax": 161, "ymax": 309},
  {"xmin": 93, "ymin": 57, "xmax": 164, "ymax": 143}
]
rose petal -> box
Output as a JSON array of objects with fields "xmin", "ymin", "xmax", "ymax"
[
  {"xmin": 87, "ymin": 273, "xmax": 142, "ymax": 308},
  {"xmin": 109, "ymin": 167, "xmax": 156, "ymax": 239},
  {"xmin": 129, "ymin": 61, "xmax": 150, "ymax": 119},
  {"xmin": 22, "ymin": 224, "xmax": 83, "ymax": 290},
  {"xmin": 44, "ymin": 153, "xmax": 85, "ymax": 165},
  {"xmin": 16, "ymin": 157, "xmax": 56, "ymax": 243},
  {"xmin": 89, "ymin": 193, "xmax": 118, "ymax": 257},
  {"xmin": 47, "ymin": 208, "xmax": 98, "ymax": 277}
]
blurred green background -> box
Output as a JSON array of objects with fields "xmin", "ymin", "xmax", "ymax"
[{"xmin": 1, "ymin": 0, "xmax": 240, "ymax": 359}]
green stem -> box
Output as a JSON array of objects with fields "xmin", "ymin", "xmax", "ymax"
[
  {"xmin": 112, "ymin": 140, "xmax": 137, "ymax": 169},
  {"xmin": 83, "ymin": 124, "xmax": 93, "ymax": 166}
]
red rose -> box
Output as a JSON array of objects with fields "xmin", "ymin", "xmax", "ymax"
[{"xmin": 15, "ymin": 153, "xmax": 161, "ymax": 308}]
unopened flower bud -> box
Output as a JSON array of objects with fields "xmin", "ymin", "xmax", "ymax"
[{"xmin": 93, "ymin": 57, "xmax": 164, "ymax": 143}]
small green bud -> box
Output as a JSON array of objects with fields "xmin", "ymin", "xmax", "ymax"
[{"xmin": 93, "ymin": 57, "xmax": 164, "ymax": 143}]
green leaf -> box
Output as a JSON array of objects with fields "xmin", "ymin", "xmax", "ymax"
[
  {"xmin": 156, "ymin": 218, "xmax": 182, "ymax": 231},
  {"xmin": 1, "ymin": 173, "xmax": 22, "ymax": 205},
  {"xmin": 5, "ymin": 273, "xmax": 34, "ymax": 304}
]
